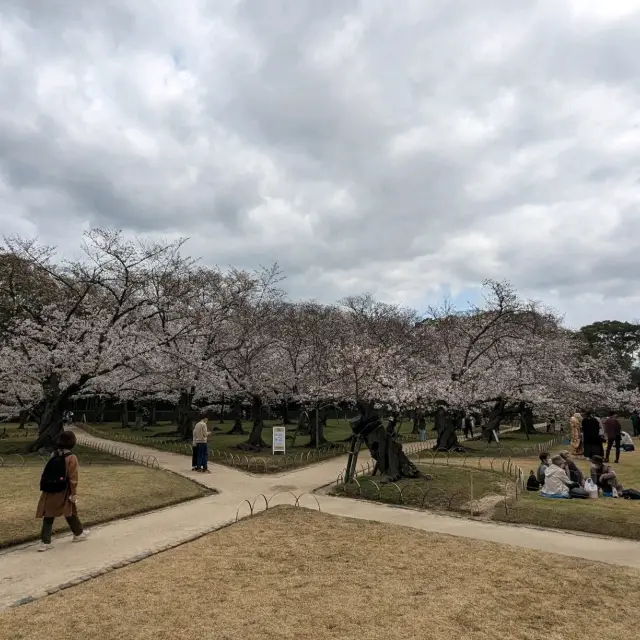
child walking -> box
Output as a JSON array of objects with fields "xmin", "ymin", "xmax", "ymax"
[{"xmin": 36, "ymin": 430, "xmax": 89, "ymax": 551}]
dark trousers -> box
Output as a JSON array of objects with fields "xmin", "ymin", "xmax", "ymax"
[
  {"xmin": 605, "ymin": 435, "xmax": 621, "ymax": 463},
  {"xmin": 41, "ymin": 515, "xmax": 83, "ymax": 544},
  {"xmin": 196, "ymin": 443, "xmax": 208, "ymax": 470},
  {"xmin": 191, "ymin": 445, "xmax": 198, "ymax": 468}
]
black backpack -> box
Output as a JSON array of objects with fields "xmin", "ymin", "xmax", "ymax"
[
  {"xmin": 40, "ymin": 451, "xmax": 70, "ymax": 493},
  {"xmin": 526, "ymin": 471, "xmax": 541, "ymax": 491}
]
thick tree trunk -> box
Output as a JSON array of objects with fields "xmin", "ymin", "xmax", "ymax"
[
  {"xmin": 29, "ymin": 405, "xmax": 65, "ymax": 452},
  {"xmin": 96, "ymin": 397, "xmax": 105, "ymax": 423},
  {"xmin": 412, "ymin": 409, "xmax": 425, "ymax": 434},
  {"xmin": 146, "ymin": 400, "xmax": 157, "ymax": 427},
  {"xmin": 518, "ymin": 403, "xmax": 535, "ymax": 439},
  {"xmin": 120, "ymin": 401, "xmax": 129, "ymax": 428},
  {"xmin": 482, "ymin": 399, "xmax": 506, "ymax": 444},
  {"xmin": 18, "ymin": 410, "xmax": 28, "ymax": 429},
  {"xmin": 351, "ymin": 413, "xmax": 421, "ymax": 481},
  {"xmin": 28, "ymin": 375, "xmax": 66, "ymax": 452},
  {"xmin": 227, "ymin": 402, "xmax": 246, "ymax": 435},
  {"xmin": 282, "ymin": 401, "xmax": 291, "ymax": 425},
  {"xmin": 297, "ymin": 410, "xmax": 310, "ymax": 434},
  {"xmin": 134, "ymin": 402, "xmax": 144, "ymax": 429},
  {"xmin": 28, "ymin": 373, "xmax": 89, "ymax": 452},
  {"xmin": 434, "ymin": 407, "xmax": 463, "ymax": 451},
  {"xmin": 219, "ymin": 393, "xmax": 225, "ymax": 424},
  {"xmin": 306, "ymin": 407, "xmax": 329, "ymax": 448},
  {"xmin": 176, "ymin": 389, "xmax": 195, "ymax": 440},
  {"xmin": 238, "ymin": 396, "xmax": 267, "ymax": 450}
]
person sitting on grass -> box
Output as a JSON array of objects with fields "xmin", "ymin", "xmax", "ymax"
[
  {"xmin": 36, "ymin": 430, "xmax": 90, "ymax": 552},
  {"xmin": 559, "ymin": 451, "xmax": 584, "ymax": 486},
  {"xmin": 536, "ymin": 452, "xmax": 550, "ymax": 485},
  {"xmin": 590, "ymin": 455, "xmax": 640, "ymax": 499},
  {"xmin": 620, "ymin": 431, "xmax": 635, "ymax": 452},
  {"xmin": 540, "ymin": 455, "xmax": 589, "ymax": 499}
]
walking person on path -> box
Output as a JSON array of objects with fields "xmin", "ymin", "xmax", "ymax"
[
  {"xmin": 604, "ymin": 412, "xmax": 622, "ymax": 464},
  {"xmin": 193, "ymin": 415, "xmax": 210, "ymax": 473},
  {"xmin": 36, "ymin": 430, "xmax": 89, "ymax": 552}
]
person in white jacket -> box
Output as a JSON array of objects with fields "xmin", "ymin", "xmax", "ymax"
[
  {"xmin": 540, "ymin": 455, "xmax": 588, "ymax": 498},
  {"xmin": 540, "ymin": 457, "xmax": 572, "ymax": 498},
  {"xmin": 193, "ymin": 416, "xmax": 210, "ymax": 473}
]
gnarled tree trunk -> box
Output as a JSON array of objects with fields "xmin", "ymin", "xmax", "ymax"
[
  {"xmin": 134, "ymin": 402, "xmax": 144, "ymax": 429},
  {"xmin": 27, "ymin": 373, "xmax": 72, "ymax": 452},
  {"xmin": 176, "ymin": 388, "xmax": 195, "ymax": 440},
  {"xmin": 146, "ymin": 400, "xmax": 157, "ymax": 427},
  {"xmin": 518, "ymin": 402, "xmax": 535, "ymax": 439},
  {"xmin": 351, "ymin": 412, "xmax": 421, "ymax": 481},
  {"xmin": 227, "ymin": 401, "xmax": 246, "ymax": 435},
  {"xmin": 120, "ymin": 401, "xmax": 129, "ymax": 428},
  {"xmin": 306, "ymin": 407, "xmax": 329, "ymax": 448},
  {"xmin": 434, "ymin": 407, "xmax": 462, "ymax": 451},
  {"xmin": 482, "ymin": 399, "xmax": 506, "ymax": 444},
  {"xmin": 238, "ymin": 396, "xmax": 267, "ymax": 450}
]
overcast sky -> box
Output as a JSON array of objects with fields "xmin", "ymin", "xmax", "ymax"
[{"xmin": 1, "ymin": 1, "xmax": 640, "ymax": 329}]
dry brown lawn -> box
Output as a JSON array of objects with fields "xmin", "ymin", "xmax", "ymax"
[
  {"xmin": 1, "ymin": 507, "xmax": 637, "ymax": 640},
  {"xmin": 0, "ymin": 465, "xmax": 209, "ymax": 548}
]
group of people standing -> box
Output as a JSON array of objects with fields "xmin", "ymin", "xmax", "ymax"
[{"xmin": 569, "ymin": 411, "xmax": 635, "ymax": 464}]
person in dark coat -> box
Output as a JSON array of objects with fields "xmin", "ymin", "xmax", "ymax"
[
  {"xmin": 603, "ymin": 412, "xmax": 622, "ymax": 463},
  {"xmin": 582, "ymin": 412, "xmax": 604, "ymax": 459},
  {"xmin": 560, "ymin": 451, "xmax": 584, "ymax": 485}
]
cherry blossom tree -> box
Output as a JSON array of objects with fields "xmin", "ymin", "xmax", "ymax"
[
  {"xmin": 207, "ymin": 265, "xmax": 285, "ymax": 450},
  {"xmin": 0, "ymin": 230, "xmax": 193, "ymax": 451}
]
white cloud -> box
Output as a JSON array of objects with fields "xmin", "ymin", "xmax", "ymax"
[{"xmin": 1, "ymin": 0, "xmax": 640, "ymax": 327}]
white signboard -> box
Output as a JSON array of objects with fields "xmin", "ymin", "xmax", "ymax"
[{"xmin": 272, "ymin": 427, "xmax": 286, "ymax": 454}]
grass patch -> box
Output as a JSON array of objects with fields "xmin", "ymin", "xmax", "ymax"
[
  {"xmin": 332, "ymin": 466, "xmax": 512, "ymax": 515},
  {"xmin": 0, "ymin": 459, "xmax": 210, "ymax": 549},
  {"xmin": 460, "ymin": 431, "xmax": 563, "ymax": 457},
  {"xmin": 2, "ymin": 507, "xmax": 639, "ymax": 640},
  {"xmin": 494, "ymin": 434, "xmax": 640, "ymax": 539},
  {"xmin": 79, "ymin": 419, "xmax": 422, "ymax": 472}
]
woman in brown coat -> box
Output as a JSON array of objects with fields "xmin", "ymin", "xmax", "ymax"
[{"xmin": 36, "ymin": 430, "xmax": 89, "ymax": 551}]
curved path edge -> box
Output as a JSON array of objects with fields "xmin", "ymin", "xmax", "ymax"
[{"xmin": 3, "ymin": 425, "xmax": 638, "ymax": 612}]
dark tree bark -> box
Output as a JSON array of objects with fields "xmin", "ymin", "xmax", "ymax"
[
  {"xmin": 120, "ymin": 401, "xmax": 129, "ymax": 428},
  {"xmin": 227, "ymin": 402, "xmax": 246, "ymax": 435},
  {"xmin": 351, "ymin": 411, "xmax": 421, "ymax": 481},
  {"xmin": 134, "ymin": 402, "xmax": 144, "ymax": 429},
  {"xmin": 26, "ymin": 372, "xmax": 85, "ymax": 452},
  {"xmin": 518, "ymin": 402, "xmax": 535, "ymax": 439},
  {"xmin": 282, "ymin": 401, "xmax": 291, "ymax": 425},
  {"xmin": 146, "ymin": 400, "xmax": 157, "ymax": 426},
  {"xmin": 482, "ymin": 399, "xmax": 506, "ymax": 444},
  {"xmin": 434, "ymin": 407, "xmax": 463, "ymax": 451},
  {"xmin": 297, "ymin": 410, "xmax": 310, "ymax": 434},
  {"xmin": 96, "ymin": 397, "xmax": 105, "ymax": 423},
  {"xmin": 306, "ymin": 407, "xmax": 329, "ymax": 448},
  {"xmin": 175, "ymin": 388, "xmax": 195, "ymax": 440},
  {"xmin": 412, "ymin": 409, "xmax": 425, "ymax": 434},
  {"xmin": 237, "ymin": 396, "xmax": 268, "ymax": 450},
  {"xmin": 219, "ymin": 393, "xmax": 225, "ymax": 424},
  {"xmin": 18, "ymin": 410, "xmax": 28, "ymax": 429}
]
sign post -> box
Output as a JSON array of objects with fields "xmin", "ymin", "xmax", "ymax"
[{"xmin": 272, "ymin": 426, "xmax": 286, "ymax": 455}]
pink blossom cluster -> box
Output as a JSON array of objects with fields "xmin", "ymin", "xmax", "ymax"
[{"xmin": 0, "ymin": 233, "xmax": 636, "ymax": 424}]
